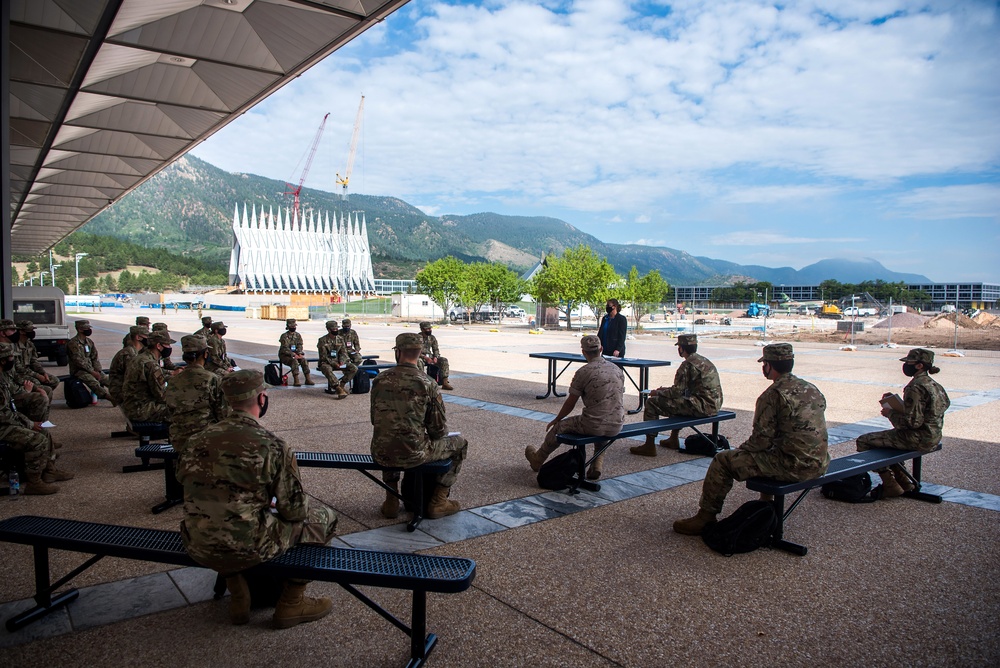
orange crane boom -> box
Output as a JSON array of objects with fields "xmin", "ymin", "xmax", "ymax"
[{"xmin": 336, "ymin": 95, "xmax": 365, "ymax": 201}]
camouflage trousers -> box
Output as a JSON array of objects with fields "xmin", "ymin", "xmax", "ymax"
[
  {"xmin": 857, "ymin": 429, "xmax": 940, "ymax": 454},
  {"xmin": 417, "ymin": 357, "xmax": 450, "ymax": 381},
  {"xmin": 124, "ymin": 401, "xmax": 170, "ymax": 423},
  {"xmin": 541, "ymin": 415, "xmax": 621, "ymax": 459},
  {"xmin": 700, "ymin": 449, "xmax": 820, "ymax": 514},
  {"xmin": 36, "ymin": 374, "xmax": 59, "ymax": 399},
  {"xmin": 14, "ymin": 390, "xmax": 50, "ymax": 422},
  {"xmin": 0, "ymin": 424, "xmax": 54, "ymax": 474},
  {"xmin": 288, "ymin": 501, "xmax": 339, "ymax": 547},
  {"xmin": 382, "ymin": 435, "xmax": 468, "ymax": 488},
  {"xmin": 319, "ymin": 361, "xmax": 357, "ymax": 387},
  {"xmin": 73, "ymin": 371, "xmax": 111, "ymax": 399},
  {"xmin": 279, "ymin": 354, "xmax": 311, "ymax": 378},
  {"xmin": 642, "ymin": 391, "xmax": 711, "ymax": 430}
]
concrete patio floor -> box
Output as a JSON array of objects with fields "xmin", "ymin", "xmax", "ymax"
[{"xmin": 1, "ymin": 311, "xmax": 997, "ymax": 667}]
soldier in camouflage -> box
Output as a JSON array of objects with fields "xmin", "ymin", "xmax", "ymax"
[
  {"xmin": 205, "ymin": 321, "xmax": 233, "ymax": 377},
  {"xmin": 418, "ymin": 321, "xmax": 453, "ymax": 390},
  {"xmin": 278, "ymin": 318, "xmax": 314, "ymax": 386},
  {"xmin": 165, "ymin": 335, "xmax": 230, "ymax": 456},
  {"xmin": 674, "ymin": 343, "xmax": 830, "ymax": 535},
  {"xmin": 108, "ymin": 325, "xmax": 148, "ymax": 407},
  {"xmin": 122, "ymin": 329, "xmax": 174, "ymax": 423},
  {"xmin": 0, "ymin": 319, "xmax": 50, "ymax": 421},
  {"xmin": 0, "ymin": 342, "xmax": 72, "ymax": 495},
  {"xmin": 317, "ymin": 320, "xmax": 352, "ymax": 399},
  {"xmin": 856, "ymin": 348, "xmax": 950, "ymax": 497},
  {"xmin": 151, "ymin": 323, "xmax": 179, "ymax": 373},
  {"xmin": 66, "ymin": 319, "xmax": 113, "ymax": 402},
  {"xmin": 14, "ymin": 321, "xmax": 60, "ymax": 398},
  {"xmin": 631, "ymin": 333, "xmax": 724, "ymax": 456},
  {"xmin": 370, "ymin": 332, "xmax": 468, "ymax": 520},
  {"xmin": 194, "ymin": 315, "xmax": 212, "ymax": 337},
  {"xmin": 337, "ymin": 318, "xmax": 364, "ymax": 365},
  {"xmin": 525, "ymin": 335, "xmax": 625, "ymax": 481},
  {"xmin": 179, "ymin": 369, "xmax": 337, "ymax": 628},
  {"xmin": 124, "ymin": 315, "xmax": 151, "ymax": 347}
]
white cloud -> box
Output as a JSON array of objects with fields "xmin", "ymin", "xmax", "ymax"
[
  {"xmin": 893, "ymin": 184, "xmax": 1000, "ymax": 219},
  {"xmin": 710, "ymin": 231, "xmax": 867, "ymax": 245}
]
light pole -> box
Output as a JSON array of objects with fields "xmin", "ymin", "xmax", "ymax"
[
  {"xmin": 40, "ymin": 272, "xmax": 46, "ymax": 286},
  {"xmin": 50, "ymin": 264, "xmax": 61, "ymax": 287},
  {"xmin": 75, "ymin": 253, "xmax": 88, "ymax": 299}
]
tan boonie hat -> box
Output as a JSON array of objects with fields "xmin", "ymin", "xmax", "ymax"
[
  {"xmin": 342, "ymin": 318, "xmax": 351, "ymax": 325},
  {"xmin": 0, "ymin": 319, "xmax": 16, "ymax": 330},
  {"xmin": 221, "ymin": 369, "xmax": 266, "ymax": 402},
  {"xmin": 394, "ymin": 332, "xmax": 424, "ymax": 350},
  {"xmin": 136, "ymin": 316, "xmax": 151, "ymax": 326},
  {"xmin": 152, "ymin": 322, "xmax": 168, "ymax": 331},
  {"xmin": 676, "ymin": 334, "xmax": 697, "ymax": 346},
  {"xmin": 580, "ymin": 335, "xmax": 602, "ymax": 353},
  {"xmin": 325, "ymin": 320, "xmax": 338, "ymax": 330},
  {"xmin": 899, "ymin": 348, "xmax": 934, "ymax": 365},
  {"xmin": 419, "ymin": 321, "xmax": 432, "ymax": 331},
  {"xmin": 75, "ymin": 319, "xmax": 91, "ymax": 330},
  {"xmin": 181, "ymin": 334, "xmax": 208, "ymax": 353},
  {"xmin": 758, "ymin": 343, "xmax": 794, "ymax": 362},
  {"xmin": 147, "ymin": 330, "xmax": 176, "ymax": 345},
  {"xmin": 16, "ymin": 320, "xmax": 35, "ymax": 331},
  {"xmin": 0, "ymin": 342, "xmax": 14, "ymax": 358},
  {"xmin": 286, "ymin": 318, "xmax": 296, "ymax": 327},
  {"xmin": 211, "ymin": 321, "xmax": 226, "ymax": 331},
  {"xmin": 201, "ymin": 316, "xmax": 212, "ymax": 325}
]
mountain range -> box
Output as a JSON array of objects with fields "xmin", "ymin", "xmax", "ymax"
[{"xmin": 83, "ymin": 155, "xmax": 931, "ymax": 285}]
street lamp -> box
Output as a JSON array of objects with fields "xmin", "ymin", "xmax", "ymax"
[
  {"xmin": 75, "ymin": 253, "xmax": 88, "ymax": 299},
  {"xmin": 50, "ymin": 264, "xmax": 61, "ymax": 287}
]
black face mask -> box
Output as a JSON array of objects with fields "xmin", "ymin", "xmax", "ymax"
[
  {"xmin": 288, "ymin": 328, "xmax": 296, "ymax": 332},
  {"xmin": 8, "ymin": 331, "xmax": 20, "ymax": 343},
  {"xmin": 902, "ymin": 363, "xmax": 919, "ymax": 377},
  {"xmin": 1, "ymin": 359, "xmax": 14, "ymax": 372},
  {"xmin": 258, "ymin": 394, "xmax": 269, "ymax": 418},
  {"xmin": 606, "ymin": 306, "xmax": 614, "ymax": 314},
  {"xmin": 217, "ymin": 328, "xmax": 227, "ymax": 336},
  {"xmin": 160, "ymin": 346, "xmax": 172, "ymax": 358},
  {"xmin": 761, "ymin": 362, "xmax": 771, "ymax": 379},
  {"xmin": 26, "ymin": 331, "xmax": 36, "ymax": 341},
  {"xmin": 343, "ymin": 326, "xmax": 351, "ymax": 331},
  {"xmin": 81, "ymin": 329, "xmax": 93, "ymax": 337}
]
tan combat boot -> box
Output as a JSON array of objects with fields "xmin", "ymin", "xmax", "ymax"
[
  {"xmin": 629, "ymin": 435, "xmax": 657, "ymax": 457},
  {"xmin": 273, "ymin": 581, "xmax": 332, "ymax": 629},
  {"xmin": 42, "ymin": 461, "xmax": 74, "ymax": 483},
  {"xmin": 672, "ymin": 509, "xmax": 718, "ymax": 535},
  {"xmin": 291, "ymin": 371, "xmax": 301, "ymax": 387},
  {"xmin": 336, "ymin": 382, "xmax": 349, "ymax": 400},
  {"xmin": 426, "ymin": 484, "xmax": 460, "ymax": 519},
  {"xmin": 381, "ymin": 481, "xmax": 400, "ymax": 519},
  {"xmin": 524, "ymin": 445, "xmax": 551, "ymax": 472},
  {"xmin": 659, "ymin": 431, "xmax": 681, "ymax": 449},
  {"xmin": 878, "ymin": 470, "xmax": 905, "ymax": 498},
  {"xmin": 225, "ymin": 574, "xmax": 251, "ymax": 625},
  {"xmin": 890, "ymin": 464, "xmax": 915, "ymax": 492},
  {"xmin": 440, "ymin": 377, "xmax": 454, "ymax": 391},
  {"xmin": 23, "ymin": 471, "xmax": 59, "ymax": 495},
  {"xmin": 303, "ymin": 371, "xmax": 315, "ymax": 386},
  {"xmin": 587, "ymin": 449, "xmax": 604, "ymax": 480}
]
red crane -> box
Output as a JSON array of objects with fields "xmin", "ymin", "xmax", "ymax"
[{"xmin": 284, "ymin": 112, "xmax": 329, "ymax": 221}]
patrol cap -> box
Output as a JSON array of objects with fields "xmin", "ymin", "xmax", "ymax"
[
  {"xmin": 129, "ymin": 325, "xmax": 149, "ymax": 337},
  {"xmin": 201, "ymin": 316, "xmax": 213, "ymax": 325},
  {"xmin": 0, "ymin": 342, "xmax": 14, "ymax": 358},
  {"xmin": 419, "ymin": 321, "xmax": 432, "ymax": 331},
  {"xmin": 394, "ymin": 332, "xmax": 424, "ymax": 350},
  {"xmin": 676, "ymin": 334, "xmax": 697, "ymax": 346},
  {"xmin": 75, "ymin": 319, "xmax": 91, "ymax": 330},
  {"xmin": 0, "ymin": 319, "xmax": 15, "ymax": 330},
  {"xmin": 16, "ymin": 320, "xmax": 35, "ymax": 331},
  {"xmin": 211, "ymin": 321, "xmax": 226, "ymax": 331},
  {"xmin": 900, "ymin": 348, "xmax": 934, "ymax": 365},
  {"xmin": 286, "ymin": 318, "xmax": 296, "ymax": 327},
  {"xmin": 147, "ymin": 330, "xmax": 176, "ymax": 345},
  {"xmin": 152, "ymin": 322, "xmax": 168, "ymax": 331},
  {"xmin": 758, "ymin": 343, "xmax": 794, "ymax": 362},
  {"xmin": 342, "ymin": 318, "xmax": 351, "ymax": 326},
  {"xmin": 325, "ymin": 320, "xmax": 338, "ymax": 331},
  {"xmin": 580, "ymin": 335, "xmax": 602, "ymax": 353},
  {"xmin": 221, "ymin": 369, "xmax": 266, "ymax": 402},
  {"xmin": 181, "ymin": 334, "xmax": 209, "ymax": 353},
  {"xmin": 136, "ymin": 316, "xmax": 151, "ymax": 326}
]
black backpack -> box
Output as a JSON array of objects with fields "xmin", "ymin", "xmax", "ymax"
[
  {"xmin": 263, "ymin": 363, "xmax": 283, "ymax": 387},
  {"xmin": 401, "ymin": 468, "xmax": 437, "ymax": 513},
  {"xmin": 536, "ymin": 448, "xmax": 584, "ymax": 490},
  {"xmin": 682, "ymin": 433, "xmax": 730, "ymax": 457},
  {"xmin": 64, "ymin": 377, "xmax": 93, "ymax": 409},
  {"xmin": 352, "ymin": 369, "xmax": 371, "ymax": 394},
  {"xmin": 821, "ymin": 474, "xmax": 882, "ymax": 503},
  {"xmin": 702, "ymin": 500, "xmax": 778, "ymax": 556}
]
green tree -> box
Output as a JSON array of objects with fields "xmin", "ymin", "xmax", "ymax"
[
  {"xmin": 622, "ymin": 267, "xmax": 670, "ymax": 329},
  {"xmin": 530, "ymin": 245, "xmax": 618, "ymax": 329},
  {"xmin": 416, "ymin": 256, "xmax": 465, "ymax": 319},
  {"xmin": 80, "ymin": 276, "xmax": 98, "ymax": 294},
  {"xmin": 456, "ymin": 262, "xmax": 526, "ymax": 322},
  {"xmin": 118, "ymin": 269, "xmax": 136, "ymax": 292},
  {"xmin": 27, "ymin": 261, "xmax": 38, "ymax": 274},
  {"xmin": 11, "ymin": 267, "xmax": 19, "ymax": 285},
  {"xmin": 102, "ymin": 274, "xmax": 118, "ymax": 292}
]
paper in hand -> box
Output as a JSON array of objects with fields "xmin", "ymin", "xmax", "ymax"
[{"xmin": 40, "ymin": 421, "xmax": 56, "ymax": 428}]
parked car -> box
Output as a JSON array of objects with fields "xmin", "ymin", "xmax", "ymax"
[
  {"xmin": 449, "ymin": 305, "xmax": 500, "ymax": 323},
  {"xmin": 12, "ymin": 286, "xmax": 71, "ymax": 366},
  {"xmin": 505, "ymin": 305, "xmax": 526, "ymax": 318}
]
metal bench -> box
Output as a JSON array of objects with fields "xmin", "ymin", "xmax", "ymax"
[
  {"xmin": 0, "ymin": 515, "xmax": 475, "ymax": 667},
  {"xmin": 556, "ymin": 411, "xmax": 737, "ymax": 492},
  {"xmin": 746, "ymin": 446, "xmax": 942, "ymax": 556},
  {"xmin": 114, "ymin": 421, "xmax": 171, "ymax": 473},
  {"xmin": 134, "ymin": 444, "xmax": 451, "ymax": 530}
]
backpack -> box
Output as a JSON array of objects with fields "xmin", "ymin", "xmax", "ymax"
[
  {"xmin": 682, "ymin": 433, "xmax": 731, "ymax": 457},
  {"xmin": 425, "ymin": 363, "xmax": 440, "ymax": 384},
  {"xmin": 263, "ymin": 363, "xmax": 283, "ymax": 387},
  {"xmin": 401, "ymin": 468, "xmax": 437, "ymax": 514},
  {"xmin": 361, "ymin": 358, "xmax": 379, "ymax": 378},
  {"xmin": 352, "ymin": 369, "xmax": 371, "ymax": 394},
  {"xmin": 701, "ymin": 500, "xmax": 778, "ymax": 556},
  {"xmin": 821, "ymin": 473, "xmax": 882, "ymax": 503},
  {"xmin": 536, "ymin": 448, "xmax": 585, "ymax": 490},
  {"xmin": 64, "ymin": 377, "xmax": 93, "ymax": 409}
]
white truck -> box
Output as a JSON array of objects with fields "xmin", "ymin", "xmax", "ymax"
[
  {"xmin": 843, "ymin": 306, "xmax": 878, "ymax": 317},
  {"xmin": 11, "ymin": 286, "xmax": 72, "ymax": 366}
]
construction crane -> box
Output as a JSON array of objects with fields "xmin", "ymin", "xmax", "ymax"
[
  {"xmin": 284, "ymin": 112, "xmax": 329, "ymax": 220},
  {"xmin": 336, "ymin": 95, "xmax": 365, "ymax": 201}
]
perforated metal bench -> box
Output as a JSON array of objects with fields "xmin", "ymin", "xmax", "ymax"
[
  {"xmin": 113, "ymin": 419, "xmax": 171, "ymax": 473},
  {"xmin": 134, "ymin": 444, "xmax": 451, "ymax": 530},
  {"xmin": 0, "ymin": 515, "xmax": 475, "ymax": 667},
  {"xmin": 556, "ymin": 411, "xmax": 737, "ymax": 493},
  {"xmin": 746, "ymin": 445, "xmax": 943, "ymax": 556}
]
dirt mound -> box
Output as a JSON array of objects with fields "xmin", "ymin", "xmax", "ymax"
[
  {"xmin": 973, "ymin": 312, "xmax": 1000, "ymax": 327},
  {"xmin": 925, "ymin": 312, "xmax": 980, "ymax": 330},
  {"xmin": 871, "ymin": 313, "xmax": 929, "ymax": 329}
]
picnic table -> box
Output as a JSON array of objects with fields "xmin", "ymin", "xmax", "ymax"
[{"xmin": 529, "ymin": 352, "xmax": 672, "ymax": 415}]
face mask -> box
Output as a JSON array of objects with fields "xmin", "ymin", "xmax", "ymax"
[
  {"xmin": 343, "ymin": 326, "xmax": 351, "ymax": 331},
  {"xmin": 8, "ymin": 331, "xmax": 20, "ymax": 343},
  {"xmin": 26, "ymin": 331, "xmax": 36, "ymax": 340},
  {"xmin": 81, "ymin": 329, "xmax": 93, "ymax": 337},
  {"xmin": 1, "ymin": 359, "xmax": 14, "ymax": 372},
  {"xmin": 217, "ymin": 328, "xmax": 227, "ymax": 336},
  {"xmin": 606, "ymin": 306, "xmax": 614, "ymax": 314},
  {"xmin": 160, "ymin": 346, "xmax": 172, "ymax": 358},
  {"xmin": 761, "ymin": 362, "xmax": 771, "ymax": 379},
  {"xmin": 288, "ymin": 328, "xmax": 296, "ymax": 332},
  {"xmin": 258, "ymin": 394, "xmax": 269, "ymax": 418},
  {"xmin": 902, "ymin": 363, "xmax": 918, "ymax": 377}
]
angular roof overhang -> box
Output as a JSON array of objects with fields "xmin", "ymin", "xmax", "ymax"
[{"xmin": 6, "ymin": 0, "xmax": 409, "ymax": 255}]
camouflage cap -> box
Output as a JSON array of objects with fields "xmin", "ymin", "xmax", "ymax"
[
  {"xmin": 152, "ymin": 322, "xmax": 168, "ymax": 331},
  {"xmin": 286, "ymin": 318, "xmax": 297, "ymax": 327},
  {"xmin": 75, "ymin": 319, "xmax": 91, "ymax": 330},
  {"xmin": 147, "ymin": 330, "xmax": 176, "ymax": 345},
  {"xmin": 419, "ymin": 321, "xmax": 432, "ymax": 331},
  {"xmin": 211, "ymin": 321, "xmax": 226, "ymax": 331},
  {"xmin": 201, "ymin": 316, "xmax": 212, "ymax": 325},
  {"xmin": 342, "ymin": 318, "xmax": 351, "ymax": 325},
  {"xmin": 129, "ymin": 325, "xmax": 149, "ymax": 337},
  {"xmin": 325, "ymin": 320, "xmax": 338, "ymax": 331},
  {"xmin": 676, "ymin": 334, "xmax": 697, "ymax": 346},
  {"xmin": 221, "ymin": 369, "xmax": 266, "ymax": 402},
  {"xmin": 900, "ymin": 348, "xmax": 934, "ymax": 366},
  {"xmin": 758, "ymin": 343, "xmax": 794, "ymax": 362},
  {"xmin": 580, "ymin": 335, "xmax": 602, "ymax": 353},
  {"xmin": 0, "ymin": 342, "xmax": 14, "ymax": 358},
  {"xmin": 0, "ymin": 319, "xmax": 16, "ymax": 330},
  {"xmin": 16, "ymin": 320, "xmax": 35, "ymax": 331},
  {"xmin": 394, "ymin": 332, "xmax": 424, "ymax": 350},
  {"xmin": 181, "ymin": 334, "xmax": 209, "ymax": 353},
  {"xmin": 136, "ymin": 316, "xmax": 151, "ymax": 326}
]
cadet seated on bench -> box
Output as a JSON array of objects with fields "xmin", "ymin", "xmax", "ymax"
[
  {"xmin": 630, "ymin": 333, "xmax": 723, "ymax": 456},
  {"xmin": 674, "ymin": 343, "xmax": 830, "ymax": 536},
  {"xmin": 857, "ymin": 347, "xmax": 951, "ymax": 498},
  {"xmin": 371, "ymin": 333, "xmax": 468, "ymax": 519},
  {"xmin": 165, "ymin": 335, "xmax": 230, "ymax": 457},
  {"xmin": 122, "ymin": 330, "xmax": 174, "ymax": 423},
  {"xmin": 179, "ymin": 369, "xmax": 338, "ymax": 628},
  {"xmin": 67, "ymin": 319, "xmax": 113, "ymax": 403}
]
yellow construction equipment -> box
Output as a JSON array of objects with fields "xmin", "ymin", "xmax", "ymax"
[
  {"xmin": 818, "ymin": 303, "xmax": 843, "ymax": 319},
  {"xmin": 335, "ymin": 95, "xmax": 365, "ymax": 201}
]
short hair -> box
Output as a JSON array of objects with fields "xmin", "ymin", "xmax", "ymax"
[
  {"xmin": 182, "ymin": 350, "xmax": 205, "ymax": 363},
  {"xmin": 769, "ymin": 358, "xmax": 794, "ymax": 374},
  {"xmin": 679, "ymin": 343, "xmax": 697, "ymax": 355},
  {"xmin": 606, "ymin": 298, "xmax": 622, "ymax": 311}
]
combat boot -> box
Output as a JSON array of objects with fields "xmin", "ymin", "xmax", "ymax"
[
  {"xmin": 381, "ymin": 481, "xmax": 400, "ymax": 519},
  {"xmin": 23, "ymin": 471, "xmax": 59, "ymax": 495},
  {"xmin": 336, "ymin": 381, "xmax": 349, "ymax": 399},
  {"xmin": 524, "ymin": 445, "xmax": 552, "ymax": 472},
  {"xmin": 659, "ymin": 431, "xmax": 681, "ymax": 449},
  {"xmin": 426, "ymin": 484, "xmax": 460, "ymax": 519},
  {"xmin": 42, "ymin": 461, "xmax": 74, "ymax": 483},
  {"xmin": 890, "ymin": 464, "xmax": 915, "ymax": 492},
  {"xmin": 587, "ymin": 448, "xmax": 605, "ymax": 480},
  {"xmin": 225, "ymin": 574, "xmax": 251, "ymax": 625},
  {"xmin": 878, "ymin": 470, "xmax": 905, "ymax": 498},
  {"xmin": 291, "ymin": 371, "xmax": 301, "ymax": 387},
  {"xmin": 440, "ymin": 377, "xmax": 454, "ymax": 391},
  {"xmin": 672, "ymin": 509, "xmax": 718, "ymax": 535},
  {"xmin": 303, "ymin": 371, "xmax": 315, "ymax": 386},
  {"xmin": 273, "ymin": 581, "xmax": 332, "ymax": 629},
  {"xmin": 629, "ymin": 435, "xmax": 657, "ymax": 457}
]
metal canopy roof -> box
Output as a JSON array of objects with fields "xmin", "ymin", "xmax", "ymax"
[{"xmin": 7, "ymin": 0, "xmax": 409, "ymax": 255}]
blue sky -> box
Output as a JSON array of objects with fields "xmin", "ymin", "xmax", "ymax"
[{"xmin": 192, "ymin": 0, "xmax": 1000, "ymax": 282}]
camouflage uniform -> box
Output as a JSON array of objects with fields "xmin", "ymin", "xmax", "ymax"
[
  {"xmin": 109, "ymin": 325, "xmax": 148, "ymax": 407},
  {"xmin": 0, "ymin": 344, "xmax": 54, "ymax": 476},
  {"xmin": 644, "ymin": 352, "xmax": 723, "ymax": 421},
  {"xmin": 278, "ymin": 319, "xmax": 312, "ymax": 383},
  {"xmin": 152, "ymin": 323, "xmax": 178, "ymax": 372},
  {"xmin": 14, "ymin": 321, "xmax": 59, "ymax": 398},
  {"xmin": 0, "ymin": 319, "xmax": 49, "ymax": 421},
  {"xmin": 194, "ymin": 315, "xmax": 213, "ymax": 338},
  {"xmin": 418, "ymin": 323, "xmax": 449, "ymax": 382},
  {"xmin": 205, "ymin": 322, "xmax": 232, "ymax": 377},
  {"xmin": 124, "ymin": 316, "xmax": 151, "ymax": 347},
  {"xmin": 121, "ymin": 331, "xmax": 175, "ymax": 422},
  {"xmin": 338, "ymin": 319, "xmax": 363, "ymax": 365},
  {"xmin": 179, "ymin": 370, "xmax": 337, "ymax": 575},
  {"xmin": 165, "ymin": 336, "xmax": 230, "ymax": 456},
  {"xmin": 857, "ymin": 349, "xmax": 950, "ymax": 454},
  {"xmin": 542, "ymin": 353, "xmax": 625, "ymax": 452},
  {"xmin": 698, "ymin": 344, "xmax": 829, "ymax": 515},
  {"xmin": 67, "ymin": 320, "xmax": 111, "ymax": 400},
  {"xmin": 370, "ymin": 356, "xmax": 467, "ymax": 487},
  {"xmin": 318, "ymin": 322, "xmax": 357, "ymax": 389}
]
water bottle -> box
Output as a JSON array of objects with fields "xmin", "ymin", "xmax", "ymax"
[{"xmin": 9, "ymin": 471, "xmax": 20, "ymax": 499}]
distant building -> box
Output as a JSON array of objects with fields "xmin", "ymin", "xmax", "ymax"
[
  {"xmin": 674, "ymin": 282, "xmax": 999, "ymax": 310},
  {"xmin": 228, "ymin": 204, "xmax": 375, "ymax": 294}
]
